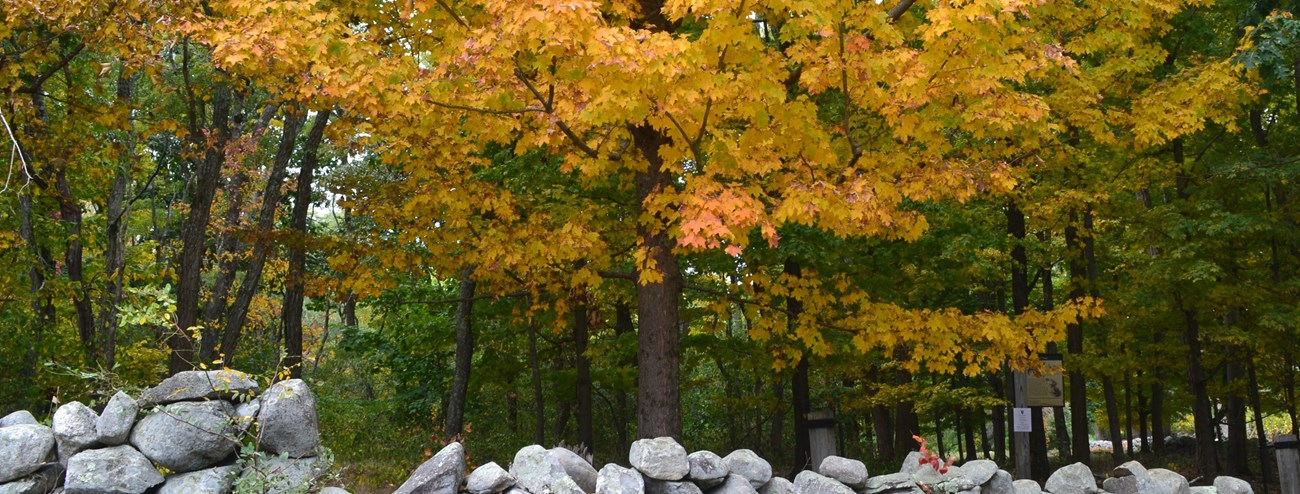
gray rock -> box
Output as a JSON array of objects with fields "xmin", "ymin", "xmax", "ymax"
[
  {"xmin": 758, "ymin": 477, "xmax": 794, "ymax": 494},
  {"xmin": 982, "ymin": 470, "xmax": 1013, "ymax": 494},
  {"xmin": 467, "ymin": 462, "xmax": 516, "ymax": 494},
  {"xmin": 1213, "ymin": 476, "xmax": 1252, "ymax": 494},
  {"xmin": 1011, "ymin": 480, "xmax": 1041, "ymax": 494},
  {"xmin": 688, "ymin": 451, "xmax": 728, "ymax": 488},
  {"xmin": 236, "ymin": 454, "xmax": 328, "ymax": 494},
  {"xmin": 900, "ymin": 452, "xmax": 925, "ymax": 475},
  {"xmin": 712, "ymin": 474, "xmax": 759, "ymax": 494},
  {"xmin": 129, "ymin": 400, "xmax": 237, "ymax": 473},
  {"xmin": 1146, "ymin": 469, "xmax": 1190, "ymax": 494},
  {"xmin": 1112, "ymin": 461, "xmax": 1149, "ymax": 482},
  {"xmin": 1043, "ymin": 463, "xmax": 1095, "ymax": 494},
  {"xmin": 723, "ymin": 450, "xmax": 771, "ymax": 489},
  {"xmin": 53, "ymin": 402, "xmax": 99, "ymax": 462},
  {"xmin": 137, "ymin": 369, "xmax": 260, "ymax": 407},
  {"xmin": 1189, "ymin": 488, "xmax": 1217, "ymax": 494},
  {"xmin": 961, "ymin": 460, "xmax": 997, "ymax": 486},
  {"xmin": 631, "ymin": 438, "xmax": 690, "ymax": 481},
  {"xmin": 394, "ymin": 442, "xmax": 467, "ymax": 494},
  {"xmin": 1103, "ymin": 476, "xmax": 1139, "ymax": 494},
  {"xmin": 551, "ymin": 447, "xmax": 598, "ymax": 493},
  {"xmin": 596, "ymin": 464, "xmax": 644, "ymax": 494},
  {"xmin": 0, "ymin": 424, "xmax": 55, "ymax": 482},
  {"xmin": 792, "ymin": 470, "xmax": 853, "ymax": 494},
  {"xmin": 157, "ymin": 465, "xmax": 240, "ymax": 494},
  {"xmin": 934, "ymin": 475, "xmax": 978, "ymax": 493},
  {"xmin": 863, "ymin": 472, "xmax": 917, "ymax": 494},
  {"xmin": 0, "ymin": 463, "xmax": 63, "ymax": 494},
  {"xmin": 0, "ymin": 410, "xmax": 38, "ymax": 428},
  {"xmin": 818, "ymin": 456, "xmax": 867, "ymax": 490},
  {"xmin": 256, "ymin": 379, "xmax": 320, "ymax": 458},
  {"xmin": 64, "ymin": 445, "xmax": 165, "ymax": 494},
  {"xmin": 233, "ymin": 398, "xmax": 260, "ymax": 434},
  {"xmin": 646, "ymin": 479, "xmax": 704, "ymax": 494},
  {"xmin": 321, "ymin": 489, "xmax": 352, "ymax": 494},
  {"xmin": 96, "ymin": 391, "xmax": 138, "ymax": 446},
  {"xmin": 511, "ymin": 445, "xmax": 584, "ymax": 494}
]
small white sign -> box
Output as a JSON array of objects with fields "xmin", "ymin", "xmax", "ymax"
[{"xmin": 1013, "ymin": 407, "xmax": 1033, "ymax": 433}]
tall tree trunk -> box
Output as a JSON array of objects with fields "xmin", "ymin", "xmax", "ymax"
[
  {"xmin": 1102, "ymin": 375, "xmax": 1125, "ymax": 464},
  {"xmin": 282, "ymin": 109, "xmax": 331, "ymax": 378},
  {"xmin": 1249, "ymin": 357, "xmax": 1270, "ymax": 491},
  {"xmin": 631, "ymin": 124, "xmax": 683, "ymax": 439},
  {"xmin": 988, "ymin": 373, "xmax": 1006, "ymax": 464},
  {"xmin": 1179, "ymin": 302, "xmax": 1219, "ymax": 479},
  {"xmin": 893, "ymin": 365, "xmax": 920, "ymax": 459},
  {"xmin": 1225, "ymin": 355, "xmax": 1249, "ymax": 476},
  {"xmin": 220, "ymin": 109, "xmax": 305, "ymax": 359},
  {"xmin": 787, "ymin": 260, "xmax": 813, "ymax": 472},
  {"xmin": 615, "ymin": 302, "xmax": 634, "ymax": 452},
  {"xmin": 98, "ymin": 69, "xmax": 137, "ymax": 370},
  {"xmin": 1040, "ymin": 245, "xmax": 1072, "ymax": 459},
  {"xmin": 172, "ymin": 76, "xmax": 232, "ymax": 374},
  {"xmin": 574, "ymin": 297, "xmax": 594, "ymax": 450},
  {"xmin": 1065, "ymin": 215, "xmax": 1090, "ymax": 464},
  {"xmin": 529, "ymin": 313, "xmax": 546, "ymax": 445},
  {"xmin": 872, "ymin": 404, "xmax": 895, "ymax": 462},
  {"xmin": 1124, "ymin": 375, "xmax": 1134, "ymax": 458},
  {"xmin": 1138, "ymin": 387, "xmax": 1151, "ymax": 454},
  {"xmin": 198, "ymin": 92, "xmax": 250, "ymax": 362},
  {"xmin": 444, "ymin": 266, "xmax": 476, "ymax": 439},
  {"xmin": 1008, "ymin": 201, "xmax": 1048, "ymax": 477}
]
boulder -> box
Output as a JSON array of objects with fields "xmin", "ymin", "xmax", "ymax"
[
  {"xmin": 596, "ymin": 464, "xmax": 644, "ymax": 494},
  {"xmin": 688, "ymin": 451, "xmax": 728, "ymax": 488},
  {"xmin": 862, "ymin": 472, "xmax": 917, "ymax": 494},
  {"xmin": 900, "ymin": 452, "xmax": 926, "ymax": 475},
  {"xmin": 1043, "ymin": 463, "xmax": 1095, "ymax": 494},
  {"xmin": 236, "ymin": 454, "xmax": 328, "ymax": 494},
  {"xmin": 551, "ymin": 446, "xmax": 598, "ymax": 493},
  {"xmin": 0, "ymin": 463, "xmax": 63, "ymax": 494},
  {"xmin": 1189, "ymin": 488, "xmax": 1217, "ymax": 494},
  {"xmin": 982, "ymin": 470, "xmax": 1014, "ymax": 494},
  {"xmin": 0, "ymin": 410, "xmax": 38, "ymax": 428},
  {"xmin": 1011, "ymin": 480, "xmax": 1042, "ymax": 494},
  {"xmin": 510, "ymin": 445, "xmax": 584, "ymax": 494},
  {"xmin": 758, "ymin": 477, "xmax": 795, "ymax": 494},
  {"xmin": 961, "ymin": 460, "xmax": 998, "ymax": 486},
  {"xmin": 53, "ymin": 401, "xmax": 98, "ymax": 462},
  {"xmin": 792, "ymin": 470, "xmax": 854, "ymax": 494},
  {"xmin": 467, "ymin": 461, "xmax": 516, "ymax": 494},
  {"xmin": 630, "ymin": 438, "xmax": 690, "ymax": 481},
  {"xmin": 723, "ymin": 449, "xmax": 772, "ymax": 489},
  {"xmin": 712, "ymin": 474, "xmax": 759, "ymax": 494},
  {"xmin": 321, "ymin": 488, "xmax": 352, "ymax": 494},
  {"xmin": 0, "ymin": 424, "xmax": 55, "ymax": 482},
  {"xmin": 256, "ymin": 379, "xmax": 320, "ymax": 457},
  {"xmin": 64, "ymin": 445, "xmax": 165, "ymax": 494},
  {"xmin": 645, "ymin": 479, "xmax": 704, "ymax": 494},
  {"xmin": 818, "ymin": 456, "xmax": 867, "ymax": 490},
  {"xmin": 137, "ymin": 369, "xmax": 259, "ymax": 407},
  {"xmin": 394, "ymin": 441, "xmax": 467, "ymax": 494},
  {"xmin": 1146, "ymin": 468, "xmax": 1190, "ymax": 494},
  {"xmin": 1102, "ymin": 476, "xmax": 1139, "ymax": 494},
  {"xmin": 157, "ymin": 465, "xmax": 240, "ymax": 494},
  {"xmin": 129, "ymin": 400, "xmax": 237, "ymax": 473},
  {"xmin": 95, "ymin": 391, "xmax": 138, "ymax": 446},
  {"xmin": 1213, "ymin": 476, "xmax": 1252, "ymax": 494}
]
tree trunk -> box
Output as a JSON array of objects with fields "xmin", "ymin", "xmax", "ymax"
[
  {"xmin": 893, "ymin": 365, "xmax": 920, "ymax": 458},
  {"xmin": 1103, "ymin": 375, "xmax": 1125, "ymax": 464},
  {"xmin": 872, "ymin": 405, "xmax": 895, "ymax": 462},
  {"xmin": 1225, "ymin": 356, "xmax": 1249, "ymax": 476},
  {"xmin": 529, "ymin": 308, "xmax": 546, "ymax": 445},
  {"xmin": 1065, "ymin": 215, "xmax": 1090, "ymax": 464},
  {"xmin": 631, "ymin": 123, "xmax": 683, "ymax": 440},
  {"xmin": 1138, "ymin": 387, "xmax": 1150, "ymax": 454},
  {"xmin": 172, "ymin": 79, "xmax": 232, "ymax": 374},
  {"xmin": 444, "ymin": 266, "xmax": 476, "ymax": 439},
  {"xmin": 1249, "ymin": 357, "xmax": 1270, "ymax": 491},
  {"xmin": 1180, "ymin": 303, "xmax": 1219, "ymax": 479},
  {"xmin": 98, "ymin": 70, "xmax": 136, "ymax": 370},
  {"xmin": 574, "ymin": 297, "xmax": 594, "ymax": 450},
  {"xmin": 1124, "ymin": 375, "xmax": 1134, "ymax": 458},
  {"xmin": 220, "ymin": 109, "xmax": 305, "ymax": 359},
  {"xmin": 615, "ymin": 302, "xmax": 634, "ymax": 452},
  {"xmin": 787, "ymin": 260, "xmax": 813, "ymax": 472},
  {"xmin": 988, "ymin": 373, "xmax": 1007, "ymax": 464},
  {"xmin": 282, "ymin": 109, "xmax": 331, "ymax": 378}
]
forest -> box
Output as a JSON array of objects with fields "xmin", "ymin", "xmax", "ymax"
[{"xmin": 2, "ymin": 0, "xmax": 1299, "ymax": 491}]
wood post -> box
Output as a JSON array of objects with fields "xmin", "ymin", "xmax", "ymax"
[{"xmin": 1278, "ymin": 434, "xmax": 1300, "ymax": 494}]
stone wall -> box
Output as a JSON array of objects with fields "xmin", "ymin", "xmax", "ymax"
[{"xmin": 0, "ymin": 372, "xmax": 1258, "ymax": 494}]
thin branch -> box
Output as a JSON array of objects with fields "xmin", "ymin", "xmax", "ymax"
[
  {"xmin": 887, "ymin": 0, "xmax": 918, "ymax": 21},
  {"xmin": 430, "ymin": 100, "xmax": 547, "ymax": 115},
  {"xmin": 19, "ymin": 42, "xmax": 85, "ymax": 94},
  {"xmin": 433, "ymin": 0, "xmax": 469, "ymax": 28},
  {"xmin": 663, "ymin": 110, "xmax": 704, "ymax": 165},
  {"xmin": 514, "ymin": 67, "xmax": 601, "ymax": 159}
]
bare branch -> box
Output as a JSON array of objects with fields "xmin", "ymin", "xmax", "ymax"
[
  {"xmin": 430, "ymin": 100, "xmax": 547, "ymax": 115},
  {"xmin": 887, "ymin": 0, "xmax": 917, "ymax": 21}
]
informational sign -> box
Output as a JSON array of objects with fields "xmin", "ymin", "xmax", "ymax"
[
  {"xmin": 1013, "ymin": 407, "xmax": 1033, "ymax": 433},
  {"xmin": 1025, "ymin": 355, "xmax": 1066, "ymax": 407}
]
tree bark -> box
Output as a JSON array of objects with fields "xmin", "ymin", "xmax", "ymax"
[
  {"xmin": 574, "ymin": 297, "xmax": 594, "ymax": 450},
  {"xmin": 1065, "ymin": 215, "xmax": 1090, "ymax": 464},
  {"xmin": 282, "ymin": 109, "xmax": 331, "ymax": 378},
  {"xmin": 787, "ymin": 260, "xmax": 813, "ymax": 472},
  {"xmin": 220, "ymin": 109, "xmax": 306, "ymax": 359},
  {"xmin": 615, "ymin": 302, "xmax": 634, "ymax": 452},
  {"xmin": 631, "ymin": 123, "xmax": 683, "ymax": 440},
  {"xmin": 444, "ymin": 266, "xmax": 476, "ymax": 439},
  {"xmin": 1179, "ymin": 302, "xmax": 1219, "ymax": 479},
  {"xmin": 1102, "ymin": 375, "xmax": 1125, "ymax": 464},
  {"xmin": 172, "ymin": 78, "xmax": 232, "ymax": 374},
  {"xmin": 529, "ymin": 313, "xmax": 546, "ymax": 445}
]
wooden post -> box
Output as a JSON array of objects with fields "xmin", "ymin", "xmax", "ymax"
[
  {"xmin": 1014, "ymin": 371, "xmax": 1031, "ymax": 480},
  {"xmin": 808, "ymin": 410, "xmax": 837, "ymax": 469},
  {"xmin": 1278, "ymin": 434, "xmax": 1300, "ymax": 494}
]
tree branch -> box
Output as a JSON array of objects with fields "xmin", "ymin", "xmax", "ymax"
[
  {"xmin": 887, "ymin": 0, "xmax": 917, "ymax": 21},
  {"xmin": 515, "ymin": 67, "xmax": 601, "ymax": 159}
]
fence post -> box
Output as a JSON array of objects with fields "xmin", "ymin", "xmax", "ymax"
[
  {"xmin": 1278, "ymin": 434, "xmax": 1300, "ymax": 494},
  {"xmin": 808, "ymin": 410, "xmax": 837, "ymax": 469}
]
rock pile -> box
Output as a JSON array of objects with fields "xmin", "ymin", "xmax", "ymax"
[
  {"xmin": 0, "ymin": 369, "xmax": 348, "ymax": 494},
  {"xmin": 398, "ymin": 437, "xmax": 1256, "ymax": 494}
]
